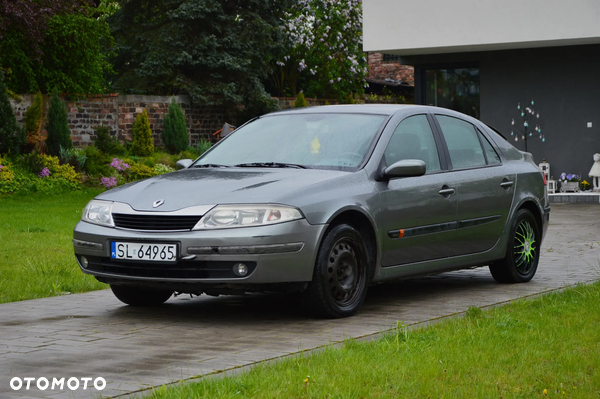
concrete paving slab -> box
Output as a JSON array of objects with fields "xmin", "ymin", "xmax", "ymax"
[{"xmin": 1, "ymin": 203, "xmax": 599, "ymax": 398}]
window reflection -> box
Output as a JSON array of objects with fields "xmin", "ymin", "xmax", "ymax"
[{"xmin": 425, "ymin": 67, "xmax": 480, "ymax": 118}]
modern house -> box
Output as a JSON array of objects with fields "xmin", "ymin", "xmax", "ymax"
[{"xmin": 363, "ymin": 0, "xmax": 600, "ymax": 181}]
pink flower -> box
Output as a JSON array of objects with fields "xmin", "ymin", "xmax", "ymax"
[
  {"xmin": 110, "ymin": 158, "xmax": 130, "ymax": 172},
  {"xmin": 100, "ymin": 176, "xmax": 118, "ymax": 189},
  {"xmin": 38, "ymin": 168, "xmax": 50, "ymax": 178}
]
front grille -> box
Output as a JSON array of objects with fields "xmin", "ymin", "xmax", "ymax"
[
  {"xmin": 112, "ymin": 214, "xmax": 201, "ymax": 231},
  {"xmin": 84, "ymin": 257, "xmax": 256, "ymax": 279}
]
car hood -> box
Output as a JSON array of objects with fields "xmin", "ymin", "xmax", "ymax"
[{"xmin": 96, "ymin": 168, "xmax": 348, "ymax": 212}]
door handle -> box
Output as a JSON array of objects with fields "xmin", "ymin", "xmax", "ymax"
[
  {"xmin": 438, "ymin": 187, "xmax": 455, "ymax": 196},
  {"xmin": 500, "ymin": 180, "xmax": 514, "ymax": 189}
]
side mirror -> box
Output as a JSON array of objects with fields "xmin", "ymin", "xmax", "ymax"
[
  {"xmin": 381, "ymin": 159, "xmax": 426, "ymax": 180},
  {"xmin": 176, "ymin": 159, "xmax": 193, "ymax": 170}
]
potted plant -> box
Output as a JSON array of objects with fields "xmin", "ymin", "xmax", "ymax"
[{"xmin": 559, "ymin": 173, "xmax": 580, "ymax": 192}]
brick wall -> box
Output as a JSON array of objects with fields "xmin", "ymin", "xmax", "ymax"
[
  {"xmin": 10, "ymin": 93, "xmax": 378, "ymax": 149},
  {"xmin": 368, "ymin": 52, "xmax": 415, "ymax": 86},
  {"xmin": 10, "ymin": 94, "xmax": 229, "ymax": 148}
]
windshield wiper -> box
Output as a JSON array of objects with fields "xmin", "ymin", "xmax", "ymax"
[
  {"xmin": 234, "ymin": 162, "xmax": 308, "ymax": 169},
  {"xmin": 192, "ymin": 163, "xmax": 231, "ymax": 168}
]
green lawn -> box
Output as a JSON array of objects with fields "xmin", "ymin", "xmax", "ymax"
[
  {"xmin": 0, "ymin": 189, "xmax": 107, "ymax": 303},
  {"xmin": 144, "ymin": 282, "xmax": 600, "ymax": 398}
]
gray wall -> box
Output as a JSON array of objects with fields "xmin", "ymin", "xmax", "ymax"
[{"xmin": 406, "ymin": 44, "xmax": 600, "ymax": 182}]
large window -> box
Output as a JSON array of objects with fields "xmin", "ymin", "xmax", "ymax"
[{"xmin": 424, "ymin": 67, "xmax": 480, "ymax": 118}]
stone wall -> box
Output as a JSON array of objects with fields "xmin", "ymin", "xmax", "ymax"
[
  {"xmin": 368, "ymin": 52, "xmax": 415, "ymax": 85},
  {"xmin": 9, "ymin": 93, "xmax": 375, "ymax": 149},
  {"xmin": 10, "ymin": 94, "xmax": 229, "ymax": 148}
]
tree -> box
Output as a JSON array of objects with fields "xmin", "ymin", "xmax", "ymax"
[
  {"xmin": 294, "ymin": 92, "xmax": 307, "ymax": 108},
  {"xmin": 0, "ymin": 75, "xmax": 25, "ymax": 155},
  {"xmin": 25, "ymin": 91, "xmax": 45, "ymax": 152},
  {"xmin": 0, "ymin": 3, "xmax": 114, "ymax": 94},
  {"xmin": 108, "ymin": 0, "xmax": 292, "ymax": 115},
  {"xmin": 162, "ymin": 98, "xmax": 189, "ymax": 154},
  {"xmin": 0, "ymin": 0, "xmax": 90, "ymax": 61},
  {"xmin": 272, "ymin": 0, "xmax": 368, "ymax": 101},
  {"xmin": 132, "ymin": 109, "xmax": 154, "ymax": 156},
  {"xmin": 45, "ymin": 91, "xmax": 72, "ymax": 156}
]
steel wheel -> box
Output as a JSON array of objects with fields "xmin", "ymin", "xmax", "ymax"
[
  {"xmin": 326, "ymin": 238, "xmax": 362, "ymax": 307},
  {"xmin": 304, "ymin": 224, "xmax": 370, "ymax": 318}
]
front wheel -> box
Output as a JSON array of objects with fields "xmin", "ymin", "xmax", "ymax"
[
  {"xmin": 489, "ymin": 209, "xmax": 540, "ymax": 283},
  {"xmin": 110, "ymin": 285, "xmax": 173, "ymax": 306},
  {"xmin": 303, "ymin": 224, "xmax": 370, "ymax": 318}
]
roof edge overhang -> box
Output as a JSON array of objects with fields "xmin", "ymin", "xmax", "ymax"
[{"xmin": 367, "ymin": 36, "xmax": 600, "ymax": 57}]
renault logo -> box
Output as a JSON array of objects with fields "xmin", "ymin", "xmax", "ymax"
[{"xmin": 152, "ymin": 199, "xmax": 165, "ymax": 208}]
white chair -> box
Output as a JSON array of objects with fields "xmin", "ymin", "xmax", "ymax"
[{"xmin": 538, "ymin": 160, "xmax": 556, "ymax": 194}]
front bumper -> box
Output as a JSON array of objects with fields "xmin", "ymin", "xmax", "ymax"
[{"xmin": 73, "ymin": 219, "xmax": 326, "ymax": 286}]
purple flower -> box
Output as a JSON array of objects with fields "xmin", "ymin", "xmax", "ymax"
[
  {"xmin": 38, "ymin": 168, "xmax": 50, "ymax": 178},
  {"xmin": 110, "ymin": 158, "xmax": 130, "ymax": 172},
  {"xmin": 100, "ymin": 177, "xmax": 118, "ymax": 189},
  {"xmin": 0, "ymin": 165, "xmax": 4, "ymax": 170}
]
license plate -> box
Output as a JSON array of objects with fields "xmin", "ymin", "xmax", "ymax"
[{"xmin": 111, "ymin": 242, "xmax": 177, "ymax": 262}]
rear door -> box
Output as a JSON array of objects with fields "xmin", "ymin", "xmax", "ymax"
[{"xmin": 432, "ymin": 114, "xmax": 515, "ymax": 255}]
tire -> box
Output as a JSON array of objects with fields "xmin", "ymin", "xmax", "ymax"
[
  {"xmin": 489, "ymin": 209, "xmax": 540, "ymax": 283},
  {"xmin": 303, "ymin": 224, "xmax": 370, "ymax": 318},
  {"xmin": 110, "ymin": 285, "xmax": 172, "ymax": 306}
]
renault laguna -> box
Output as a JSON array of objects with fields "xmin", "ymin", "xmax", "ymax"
[{"xmin": 73, "ymin": 105, "xmax": 550, "ymax": 318}]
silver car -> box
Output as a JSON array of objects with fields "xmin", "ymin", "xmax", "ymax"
[{"xmin": 73, "ymin": 105, "xmax": 550, "ymax": 318}]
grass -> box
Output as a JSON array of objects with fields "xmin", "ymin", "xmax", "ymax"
[
  {"xmin": 143, "ymin": 282, "xmax": 600, "ymax": 398},
  {"xmin": 0, "ymin": 189, "xmax": 107, "ymax": 303}
]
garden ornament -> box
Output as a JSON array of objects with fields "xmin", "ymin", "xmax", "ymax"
[{"xmin": 589, "ymin": 153, "xmax": 600, "ymax": 191}]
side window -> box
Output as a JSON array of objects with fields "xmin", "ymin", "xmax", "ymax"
[
  {"xmin": 479, "ymin": 131, "xmax": 501, "ymax": 165},
  {"xmin": 436, "ymin": 115, "xmax": 486, "ymax": 169},
  {"xmin": 384, "ymin": 114, "xmax": 441, "ymax": 173}
]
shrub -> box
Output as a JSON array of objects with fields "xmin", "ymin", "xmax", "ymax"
[
  {"xmin": 45, "ymin": 91, "xmax": 72, "ymax": 156},
  {"xmin": 179, "ymin": 149, "xmax": 199, "ymax": 161},
  {"xmin": 25, "ymin": 91, "xmax": 45, "ymax": 153},
  {"xmin": 127, "ymin": 163, "xmax": 154, "ymax": 181},
  {"xmin": 153, "ymin": 163, "xmax": 175, "ymax": 175},
  {"xmin": 196, "ymin": 138, "xmax": 212, "ymax": 156},
  {"xmin": 0, "ymin": 157, "xmax": 15, "ymax": 182},
  {"xmin": 5, "ymin": 154, "xmax": 81, "ymax": 194},
  {"xmin": 92, "ymin": 125, "xmax": 125, "ymax": 155},
  {"xmin": 162, "ymin": 98, "xmax": 189, "ymax": 154},
  {"xmin": 59, "ymin": 146, "xmax": 87, "ymax": 172},
  {"xmin": 38, "ymin": 154, "xmax": 81, "ymax": 184},
  {"xmin": 83, "ymin": 145, "xmax": 112, "ymax": 177},
  {"xmin": 132, "ymin": 109, "xmax": 154, "ymax": 156},
  {"xmin": 0, "ymin": 75, "xmax": 25, "ymax": 155},
  {"xmin": 294, "ymin": 92, "xmax": 308, "ymax": 108},
  {"xmin": 0, "ymin": 158, "xmax": 19, "ymax": 194}
]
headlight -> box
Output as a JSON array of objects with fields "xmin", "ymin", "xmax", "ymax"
[
  {"xmin": 194, "ymin": 205, "xmax": 303, "ymax": 230},
  {"xmin": 82, "ymin": 200, "xmax": 114, "ymax": 227}
]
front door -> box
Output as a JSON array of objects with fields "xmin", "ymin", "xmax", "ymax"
[{"xmin": 378, "ymin": 114, "xmax": 459, "ymax": 266}]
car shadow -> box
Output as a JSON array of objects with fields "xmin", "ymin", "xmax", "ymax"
[{"xmin": 104, "ymin": 268, "xmax": 498, "ymax": 325}]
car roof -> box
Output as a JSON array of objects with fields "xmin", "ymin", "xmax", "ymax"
[{"xmin": 268, "ymin": 104, "xmax": 425, "ymax": 117}]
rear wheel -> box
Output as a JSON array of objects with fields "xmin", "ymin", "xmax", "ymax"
[
  {"xmin": 110, "ymin": 285, "xmax": 173, "ymax": 306},
  {"xmin": 489, "ymin": 209, "xmax": 540, "ymax": 283},
  {"xmin": 303, "ymin": 224, "xmax": 370, "ymax": 318}
]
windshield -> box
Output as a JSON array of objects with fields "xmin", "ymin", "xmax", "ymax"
[{"xmin": 195, "ymin": 113, "xmax": 387, "ymax": 170}]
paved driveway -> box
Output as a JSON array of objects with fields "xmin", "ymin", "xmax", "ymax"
[{"xmin": 1, "ymin": 203, "xmax": 599, "ymax": 399}]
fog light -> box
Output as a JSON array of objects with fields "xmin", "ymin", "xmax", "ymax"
[
  {"xmin": 233, "ymin": 263, "xmax": 248, "ymax": 277},
  {"xmin": 81, "ymin": 256, "xmax": 89, "ymax": 269}
]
